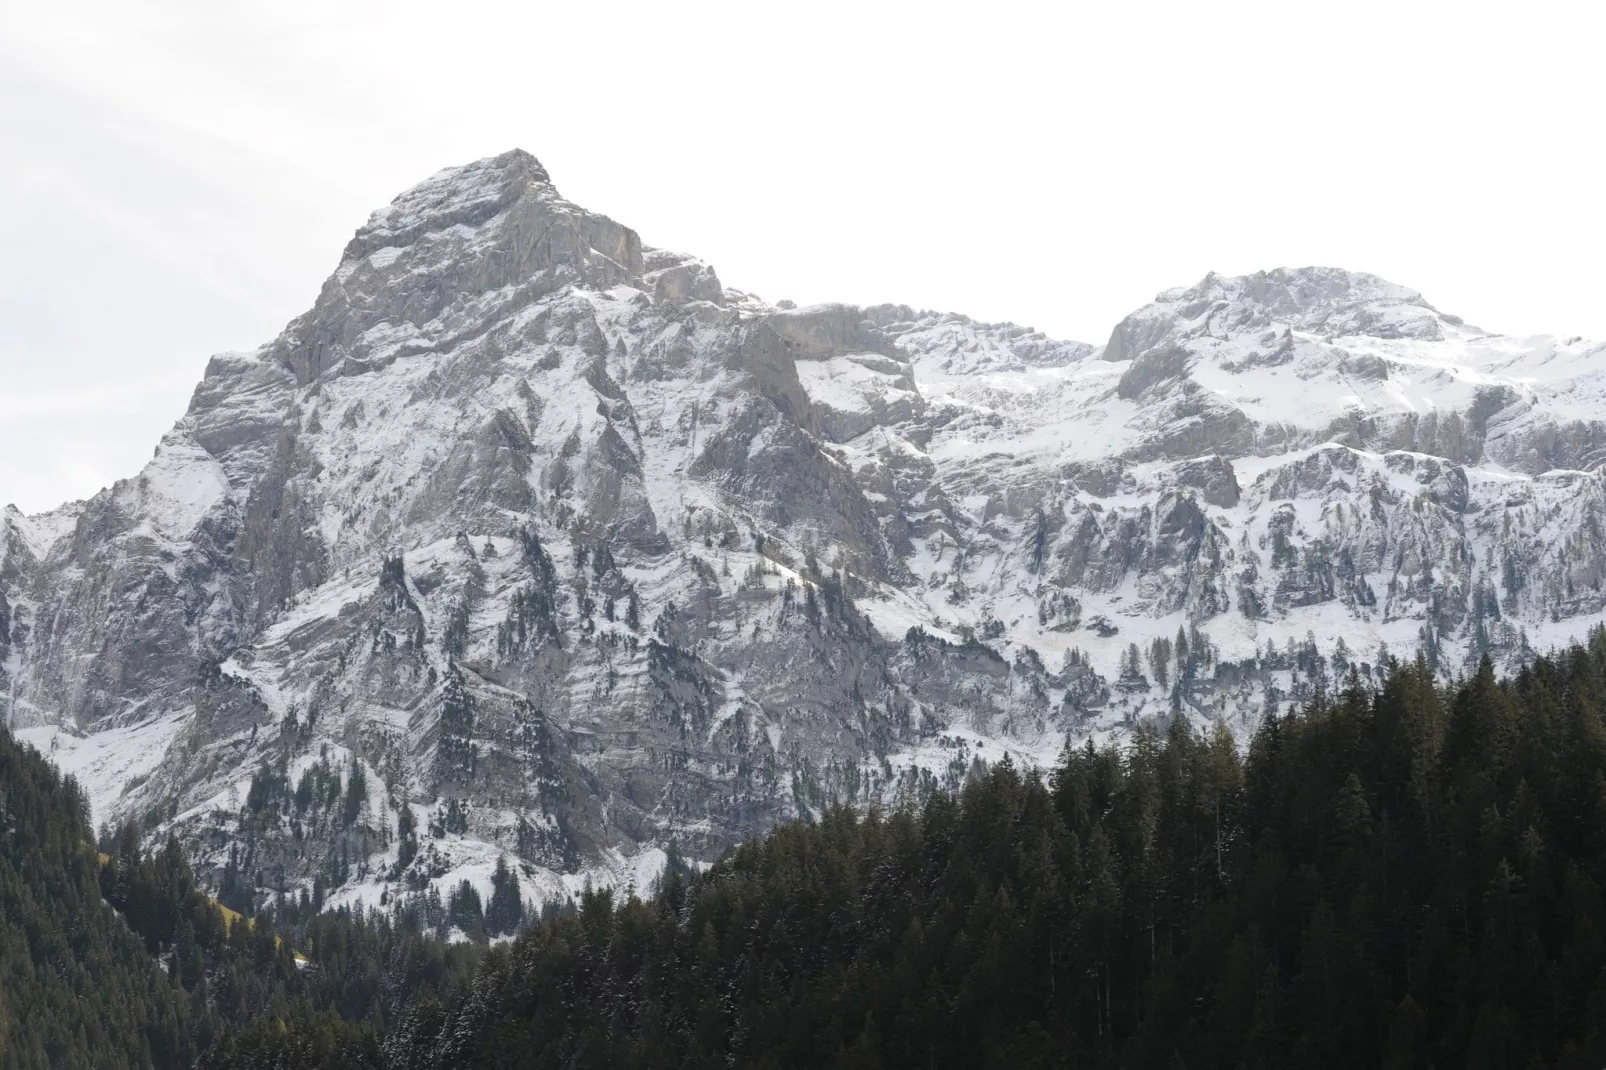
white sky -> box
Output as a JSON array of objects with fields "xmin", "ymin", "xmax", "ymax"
[{"xmin": 2, "ymin": 0, "xmax": 1602, "ymax": 513}]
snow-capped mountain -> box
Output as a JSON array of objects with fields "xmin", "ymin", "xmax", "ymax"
[{"xmin": 4, "ymin": 149, "xmax": 1605, "ymax": 909}]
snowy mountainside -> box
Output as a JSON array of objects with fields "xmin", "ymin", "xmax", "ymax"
[{"xmin": 4, "ymin": 150, "xmax": 1606, "ymax": 915}]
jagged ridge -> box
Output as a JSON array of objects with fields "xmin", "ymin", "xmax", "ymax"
[{"xmin": 4, "ymin": 150, "xmax": 1606, "ymax": 911}]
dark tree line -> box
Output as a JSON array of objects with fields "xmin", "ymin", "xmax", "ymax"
[
  {"xmin": 377, "ymin": 630, "xmax": 1606, "ymax": 1068},
  {"xmin": 14, "ymin": 628, "xmax": 1606, "ymax": 1067},
  {"xmin": 100, "ymin": 828, "xmax": 482, "ymax": 1070},
  {"xmin": 0, "ymin": 722, "xmax": 480, "ymax": 1070},
  {"xmin": 0, "ymin": 728, "xmax": 195, "ymax": 1069}
]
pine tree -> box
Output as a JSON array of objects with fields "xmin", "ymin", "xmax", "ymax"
[{"xmin": 485, "ymin": 857, "xmax": 523, "ymax": 937}]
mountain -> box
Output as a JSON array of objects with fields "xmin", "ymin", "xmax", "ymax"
[{"xmin": 4, "ymin": 148, "xmax": 1605, "ymax": 908}]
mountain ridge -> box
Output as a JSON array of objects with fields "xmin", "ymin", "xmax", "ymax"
[{"xmin": 4, "ymin": 149, "xmax": 1605, "ymax": 910}]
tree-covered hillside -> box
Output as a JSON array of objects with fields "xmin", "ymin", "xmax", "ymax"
[
  {"xmin": 12, "ymin": 630, "xmax": 1606, "ymax": 1067},
  {"xmin": 0, "ymin": 724, "xmax": 480, "ymax": 1070},
  {"xmin": 0, "ymin": 728, "xmax": 196, "ymax": 1068},
  {"xmin": 372, "ymin": 631, "xmax": 1606, "ymax": 1069}
]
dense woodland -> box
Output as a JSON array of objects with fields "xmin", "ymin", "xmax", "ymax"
[
  {"xmin": 9, "ymin": 630, "xmax": 1606, "ymax": 1067},
  {"xmin": 0, "ymin": 728, "xmax": 479, "ymax": 1070}
]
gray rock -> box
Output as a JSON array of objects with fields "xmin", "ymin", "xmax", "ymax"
[{"xmin": 6, "ymin": 153, "xmax": 1605, "ymax": 911}]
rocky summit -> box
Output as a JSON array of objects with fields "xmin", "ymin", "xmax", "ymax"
[{"xmin": 3, "ymin": 149, "xmax": 1605, "ymax": 907}]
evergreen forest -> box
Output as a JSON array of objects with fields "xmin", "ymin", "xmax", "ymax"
[{"xmin": 11, "ymin": 631, "xmax": 1606, "ymax": 1067}]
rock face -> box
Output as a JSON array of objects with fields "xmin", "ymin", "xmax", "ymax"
[{"xmin": 5, "ymin": 150, "xmax": 1606, "ymax": 908}]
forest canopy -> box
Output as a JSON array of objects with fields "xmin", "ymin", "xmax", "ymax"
[
  {"xmin": 9, "ymin": 629, "xmax": 1606, "ymax": 1068},
  {"xmin": 370, "ymin": 631, "xmax": 1606, "ymax": 1069}
]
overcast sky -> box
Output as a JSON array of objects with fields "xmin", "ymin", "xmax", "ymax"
[{"xmin": 2, "ymin": 0, "xmax": 1602, "ymax": 513}]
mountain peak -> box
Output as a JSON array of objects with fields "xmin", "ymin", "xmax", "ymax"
[
  {"xmin": 1107, "ymin": 265, "xmax": 1455, "ymax": 366},
  {"xmin": 282, "ymin": 150, "xmax": 641, "ymax": 383},
  {"xmin": 1182, "ymin": 266, "xmax": 1445, "ymax": 332},
  {"xmin": 341, "ymin": 148, "xmax": 557, "ymax": 263}
]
